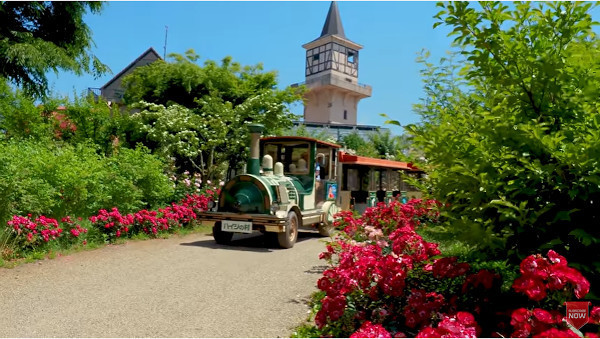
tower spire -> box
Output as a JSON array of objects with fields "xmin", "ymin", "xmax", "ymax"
[
  {"xmin": 320, "ymin": 1, "xmax": 346, "ymax": 39},
  {"xmin": 297, "ymin": 1, "xmax": 371, "ymax": 126}
]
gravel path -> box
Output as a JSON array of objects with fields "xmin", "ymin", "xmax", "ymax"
[{"xmin": 0, "ymin": 232, "xmax": 328, "ymax": 338}]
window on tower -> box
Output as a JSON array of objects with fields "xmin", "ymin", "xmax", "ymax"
[
  {"xmin": 344, "ymin": 110, "xmax": 347, "ymax": 120},
  {"xmin": 313, "ymin": 54, "xmax": 320, "ymax": 61},
  {"xmin": 347, "ymin": 52, "xmax": 355, "ymax": 64}
]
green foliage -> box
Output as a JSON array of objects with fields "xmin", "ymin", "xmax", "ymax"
[
  {"xmin": 341, "ymin": 130, "xmax": 413, "ymax": 160},
  {"xmin": 59, "ymin": 94, "xmax": 129, "ymax": 155},
  {"xmin": 130, "ymin": 102, "xmax": 202, "ymax": 167},
  {"xmin": 292, "ymin": 290, "xmax": 328, "ymax": 338},
  {"xmin": 122, "ymin": 50, "xmax": 302, "ymax": 180},
  {"xmin": 0, "ymin": 139, "xmax": 173, "ymax": 225},
  {"xmin": 0, "ymin": 79, "xmax": 52, "ymax": 139},
  {"xmin": 102, "ymin": 146, "xmax": 175, "ymax": 213},
  {"xmin": 283, "ymin": 124, "xmax": 338, "ymax": 144},
  {"xmin": 379, "ymin": 113, "xmax": 423, "ymax": 162},
  {"xmin": 366, "ymin": 130, "xmax": 400, "ymax": 160},
  {"xmin": 291, "ymin": 324, "xmax": 322, "ymax": 338},
  {"xmin": 0, "ymin": 81, "xmax": 130, "ymax": 156},
  {"xmin": 407, "ymin": 1, "xmax": 600, "ymax": 293},
  {"xmin": 0, "ymin": 2, "xmax": 109, "ymax": 97},
  {"xmin": 341, "ymin": 131, "xmax": 378, "ymax": 157}
]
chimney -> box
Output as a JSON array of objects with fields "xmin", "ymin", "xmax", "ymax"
[{"xmin": 247, "ymin": 124, "xmax": 265, "ymax": 175}]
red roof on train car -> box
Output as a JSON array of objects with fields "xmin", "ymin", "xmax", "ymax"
[
  {"xmin": 338, "ymin": 151, "xmax": 420, "ymax": 171},
  {"xmin": 261, "ymin": 136, "xmax": 342, "ymax": 149}
]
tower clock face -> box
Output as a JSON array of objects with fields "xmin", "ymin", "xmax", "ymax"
[{"xmin": 306, "ymin": 42, "xmax": 359, "ymax": 77}]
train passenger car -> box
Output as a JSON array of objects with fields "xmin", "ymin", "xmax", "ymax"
[{"xmin": 336, "ymin": 151, "xmax": 423, "ymax": 214}]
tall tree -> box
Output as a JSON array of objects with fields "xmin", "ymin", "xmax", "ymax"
[
  {"xmin": 367, "ymin": 130, "xmax": 400, "ymax": 160},
  {"xmin": 407, "ymin": 2, "xmax": 600, "ymax": 289},
  {"xmin": 341, "ymin": 131, "xmax": 378, "ymax": 158},
  {"xmin": 0, "ymin": 79, "xmax": 50, "ymax": 140},
  {"xmin": 122, "ymin": 50, "xmax": 302, "ymax": 181},
  {"xmin": 284, "ymin": 124, "xmax": 337, "ymax": 144},
  {"xmin": 0, "ymin": 2, "xmax": 108, "ymax": 97}
]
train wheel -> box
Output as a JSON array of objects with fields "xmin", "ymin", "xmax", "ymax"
[
  {"xmin": 277, "ymin": 211, "xmax": 298, "ymax": 249},
  {"xmin": 213, "ymin": 222, "xmax": 233, "ymax": 245},
  {"xmin": 318, "ymin": 202, "xmax": 339, "ymax": 237}
]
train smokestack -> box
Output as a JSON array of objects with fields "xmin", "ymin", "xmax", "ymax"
[{"xmin": 247, "ymin": 123, "xmax": 264, "ymax": 175}]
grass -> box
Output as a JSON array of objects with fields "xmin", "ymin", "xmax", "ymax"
[
  {"xmin": 0, "ymin": 221, "xmax": 215, "ymax": 269},
  {"xmin": 291, "ymin": 323, "xmax": 321, "ymax": 338}
]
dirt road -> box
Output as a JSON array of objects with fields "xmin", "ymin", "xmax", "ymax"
[{"xmin": 0, "ymin": 232, "xmax": 328, "ymax": 338}]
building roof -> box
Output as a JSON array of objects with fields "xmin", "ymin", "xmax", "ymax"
[
  {"xmin": 261, "ymin": 136, "xmax": 342, "ymax": 149},
  {"xmin": 295, "ymin": 121, "xmax": 383, "ymax": 131},
  {"xmin": 320, "ymin": 1, "xmax": 346, "ymax": 39},
  {"xmin": 338, "ymin": 151, "xmax": 420, "ymax": 172},
  {"xmin": 101, "ymin": 47, "xmax": 162, "ymax": 90}
]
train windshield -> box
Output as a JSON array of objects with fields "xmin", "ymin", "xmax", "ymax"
[{"xmin": 263, "ymin": 142, "xmax": 311, "ymax": 175}]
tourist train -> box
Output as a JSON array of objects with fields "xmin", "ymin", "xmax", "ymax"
[{"xmin": 196, "ymin": 124, "xmax": 422, "ymax": 248}]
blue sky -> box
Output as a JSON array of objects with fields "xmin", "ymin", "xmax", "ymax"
[{"xmin": 47, "ymin": 1, "xmax": 456, "ymax": 134}]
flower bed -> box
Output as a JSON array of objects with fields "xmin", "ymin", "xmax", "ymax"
[
  {"xmin": 307, "ymin": 200, "xmax": 600, "ymax": 338},
  {"xmin": 3, "ymin": 191, "xmax": 217, "ymax": 259}
]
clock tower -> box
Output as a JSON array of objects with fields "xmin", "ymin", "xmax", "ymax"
[{"xmin": 301, "ymin": 1, "xmax": 372, "ymax": 125}]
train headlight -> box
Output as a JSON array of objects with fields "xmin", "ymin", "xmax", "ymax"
[{"xmin": 270, "ymin": 203, "xmax": 279, "ymax": 214}]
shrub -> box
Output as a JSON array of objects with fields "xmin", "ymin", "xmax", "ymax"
[
  {"xmin": 302, "ymin": 200, "xmax": 600, "ymax": 338},
  {"xmin": 0, "ymin": 79, "xmax": 53, "ymax": 140},
  {"xmin": 2, "ymin": 192, "xmax": 215, "ymax": 260},
  {"xmin": 168, "ymin": 170, "xmax": 223, "ymax": 202},
  {"xmin": 3, "ymin": 214, "xmax": 92, "ymax": 257},
  {"xmin": 406, "ymin": 1, "xmax": 600, "ymax": 295},
  {"xmin": 57, "ymin": 94, "xmax": 115, "ymax": 153},
  {"xmin": 87, "ymin": 193, "xmax": 214, "ymax": 241},
  {"xmin": 0, "ymin": 139, "xmax": 174, "ymax": 226},
  {"xmin": 97, "ymin": 145, "xmax": 174, "ymax": 213},
  {"xmin": 58, "ymin": 216, "xmax": 90, "ymax": 247}
]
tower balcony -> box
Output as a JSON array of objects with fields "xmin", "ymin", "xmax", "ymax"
[{"xmin": 294, "ymin": 72, "xmax": 372, "ymax": 99}]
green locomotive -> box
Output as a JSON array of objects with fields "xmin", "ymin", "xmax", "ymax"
[{"xmin": 197, "ymin": 124, "xmax": 341, "ymax": 248}]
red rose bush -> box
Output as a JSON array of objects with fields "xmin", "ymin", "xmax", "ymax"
[
  {"xmin": 87, "ymin": 193, "xmax": 213, "ymax": 239},
  {"xmin": 4, "ymin": 191, "xmax": 216, "ymax": 256},
  {"xmin": 307, "ymin": 199, "xmax": 599, "ymax": 338}
]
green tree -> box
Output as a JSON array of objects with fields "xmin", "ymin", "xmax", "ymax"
[
  {"xmin": 407, "ymin": 1, "xmax": 600, "ymax": 291},
  {"xmin": 129, "ymin": 103, "xmax": 210, "ymax": 180},
  {"xmin": 0, "ymin": 79, "xmax": 62, "ymax": 142},
  {"xmin": 367, "ymin": 130, "xmax": 400, "ymax": 160},
  {"xmin": 0, "ymin": 2, "xmax": 108, "ymax": 98},
  {"xmin": 284, "ymin": 124, "xmax": 337, "ymax": 144},
  {"xmin": 60, "ymin": 93, "xmax": 131, "ymax": 155},
  {"xmin": 341, "ymin": 131, "xmax": 378, "ymax": 158},
  {"xmin": 122, "ymin": 50, "xmax": 302, "ymax": 181},
  {"xmin": 394, "ymin": 134, "xmax": 419, "ymax": 162},
  {"xmin": 0, "ymin": 81, "xmax": 129, "ymax": 156}
]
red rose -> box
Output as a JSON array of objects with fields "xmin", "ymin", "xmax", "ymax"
[
  {"xmin": 350, "ymin": 321, "xmax": 391, "ymax": 338},
  {"xmin": 513, "ymin": 276, "xmax": 547, "ymax": 301},
  {"xmin": 416, "ymin": 327, "xmax": 441, "ymax": 338},
  {"xmin": 532, "ymin": 308, "xmax": 554, "ymax": 324},
  {"xmin": 511, "ymin": 308, "xmax": 532, "ymax": 327},
  {"xmin": 547, "ymin": 250, "xmax": 568, "ymax": 266},
  {"xmin": 591, "ymin": 307, "xmax": 600, "ymax": 324},
  {"xmin": 457, "ymin": 311, "xmax": 476, "ymax": 326},
  {"xmin": 533, "ymin": 328, "xmax": 578, "ymax": 338},
  {"xmin": 317, "ymin": 277, "xmax": 331, "ymax": 292}
]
